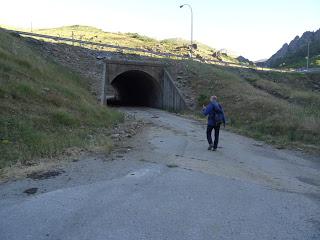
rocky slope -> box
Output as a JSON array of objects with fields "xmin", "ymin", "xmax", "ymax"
[
  {"xmin": 236, "ymin": 56, "xmax": 254, "ymax": 65},
  {"xmin": 33, "ymin": 26, "xmax": 237, "ymax": 63}
]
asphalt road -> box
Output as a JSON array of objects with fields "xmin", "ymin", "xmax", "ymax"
[{"xmin": 0, "ymin": 108, "xmax": 319, "ymax": 240}]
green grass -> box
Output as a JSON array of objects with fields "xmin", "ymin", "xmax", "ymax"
[
  {"xmin": 268, "ymin": 39, "xmax": 320, "ymax": 69},
  {"xmin": 276, "ymin": 55, "xmax": 320, "ymax": 69},
  {"xmin": 2, "ymin": 24, "xmax": 318, "ymax": 155},
  {"xmin": 185, "ymin": 60, "xmax": 320, "ymax": 150},
  {"xmin": 0, "ymin": 29, "xmax": 123, "ymax": 168},
  {"xmin": 26, "ymin": 27, "xmax": 320, "ymax": 151}
]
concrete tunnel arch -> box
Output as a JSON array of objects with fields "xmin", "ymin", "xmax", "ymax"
[
  {"xmin": 101, "ymin": 59, "xmax": 187, "ymax": 111},
  {"xmin": 109, "ymin": 70, "xmax": 162, "ymax": 108}
]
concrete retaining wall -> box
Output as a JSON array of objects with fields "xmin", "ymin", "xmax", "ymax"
[{"xmin": 162, "ymin": 69, "xmax": 187, "ymax": 112}]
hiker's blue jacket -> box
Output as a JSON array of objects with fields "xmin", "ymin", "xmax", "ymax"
[{"xmin": 202, "ymin": 101, "xmax": 226, "ymax": 126}]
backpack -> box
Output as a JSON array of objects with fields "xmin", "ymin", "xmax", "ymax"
[
  {"xmin": 214, "ymin": 108, "xmax": 224, "ymax": 125},
  {"xmin": 208, "ymin": 103, "xmax": 224, "ymax": 125},
  {"xmin": 210, "ymin": 103, "xmax": 223, "ymax": 125}
]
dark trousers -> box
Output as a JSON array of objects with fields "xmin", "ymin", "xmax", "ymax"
[{"xmin": 206, "ymin": 124, "xmax": 220, "ymax": 149}]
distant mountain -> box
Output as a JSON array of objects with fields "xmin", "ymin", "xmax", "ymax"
[
  {"xmin": 236, "ymin": 56, "xmax": 254, "ymax": 65},
  {"xmin": 254, "ymin": 59, "xmax": 268, "ymax": 67},
  {"xmin": 265, "ymin": 28, "xmax": 320, "ymax": 68}
]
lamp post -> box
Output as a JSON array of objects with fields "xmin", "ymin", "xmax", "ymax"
[
  {"xmin": 180, "ymin": 4, "xmax": 193, "ymax": 58},
  {"xmin": 307, "ymin": 41, "xmax": 310, "ymax": 69}
]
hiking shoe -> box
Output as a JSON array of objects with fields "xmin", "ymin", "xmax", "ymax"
[
  {"xmin": 207, "ymin": 144, "xmax": 214, "ymax": 150},
  {"xmin": 212, "ymin": 147, "xmax": 217, "ymax": 151}
]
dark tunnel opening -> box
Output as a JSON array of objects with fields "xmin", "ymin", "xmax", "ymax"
[{"xmin": 108, "ymin": 70, "xmax": 162, "ymax": 108}]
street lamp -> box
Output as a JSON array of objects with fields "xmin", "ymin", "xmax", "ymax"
[
  {"xmin": 180, "ymin": 4, "xmax": 193, "ymax": 57},
  {"xmin": 307, "ymin": 41, "xmax": 310, "ymax": 69}
]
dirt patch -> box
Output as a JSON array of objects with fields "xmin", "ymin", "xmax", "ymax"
[
  {"xmin": 166, "ymin": 164, "xmax": 179, "ymax": 168},
  {"xmin": 23, "ymin": 187, "xmax": 38, "ymax": 195},
  {"xmin": 1, "ymin": 113, "xmax": 145, "ymax": 183},
  {"xmin": 27, "ymin": 170, "xmax": 65, "ymax": 180}
]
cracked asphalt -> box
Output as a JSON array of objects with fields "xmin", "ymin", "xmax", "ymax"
[{"xmin": 0, "ymin": 108, "xmax": 319, "ymax": 240}]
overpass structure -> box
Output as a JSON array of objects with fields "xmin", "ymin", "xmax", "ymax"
[{"xmin": 101, "ymin": 59, "xmax": 187, "ymax": 112}]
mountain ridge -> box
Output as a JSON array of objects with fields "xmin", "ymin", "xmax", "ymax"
[{"xmin": 265, "ymin": 28, "xmax": 320, "ymax": 68}]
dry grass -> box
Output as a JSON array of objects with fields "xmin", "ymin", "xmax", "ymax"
[
  {"xmin": 186, "ymin": 60, "xmax": 320, "ymax": 151},
  {"xmin": 0, "ymin": 157, "xmax": 64, "ymax": 183},
  {"xmin": 25, "ymin": 25, "xmax": 240, "ymax": 63}
]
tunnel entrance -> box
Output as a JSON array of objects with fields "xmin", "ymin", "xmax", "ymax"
[{"xmin": 109, "ymin": 70, "xmax": 162, "ymax": 107}]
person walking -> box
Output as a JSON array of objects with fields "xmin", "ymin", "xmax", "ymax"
[{"xmin": 202, "ymin": 96, "xmax": 226, "ymax": 151}]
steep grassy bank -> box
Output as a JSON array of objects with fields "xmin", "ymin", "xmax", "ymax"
[
  {"xmin": 0, "ymin": 30, "xmax": 122, "ymax": 168},
  {"xmin": 186, "ymin": 60, "xmax": 320, "ymax": 150}
]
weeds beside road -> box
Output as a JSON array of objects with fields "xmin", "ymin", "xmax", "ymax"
[
  {"xmin": 186, "ymin": 60, "xmax": 320, "ymax": 152},
  {"xmin": 0, "ymin": 29, "xmax": 122, "ymax": 169}
]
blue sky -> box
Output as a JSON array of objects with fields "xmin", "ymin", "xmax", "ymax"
[{"xmin": 0, "ymin": 0, "xmax": 319, "ymax": 60}]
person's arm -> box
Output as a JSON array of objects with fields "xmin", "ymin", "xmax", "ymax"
[{"xmin": 202, "ymin": 104, "xmax": 213, "ymax": 116}]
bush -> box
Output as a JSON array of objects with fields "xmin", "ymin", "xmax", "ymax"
[{"xmin": 197, "ymin": 93, "xmax": 209, "ymax": 107}]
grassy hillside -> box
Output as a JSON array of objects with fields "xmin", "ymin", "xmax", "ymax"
[
  {"xmin": 282, "ymin": 55, "xmax": 320, "ymax": 69},
  {"xmin": 2, "ymin": 25, "xmax": 318, "ymax": 153},
  {"xmin": 33, "ymin": 25, "xmax": 241, "ymax": 63},
  {"xmin": 187, "ymin": 60, "xmax": 320, "ymax": 150},
  {"xmin": 0, "ymin": 29, "xmax": 122, "ymax": 169},
  {"xmin": 271, "ymin": 52, "xmax": 320, "ymax": 69}
]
